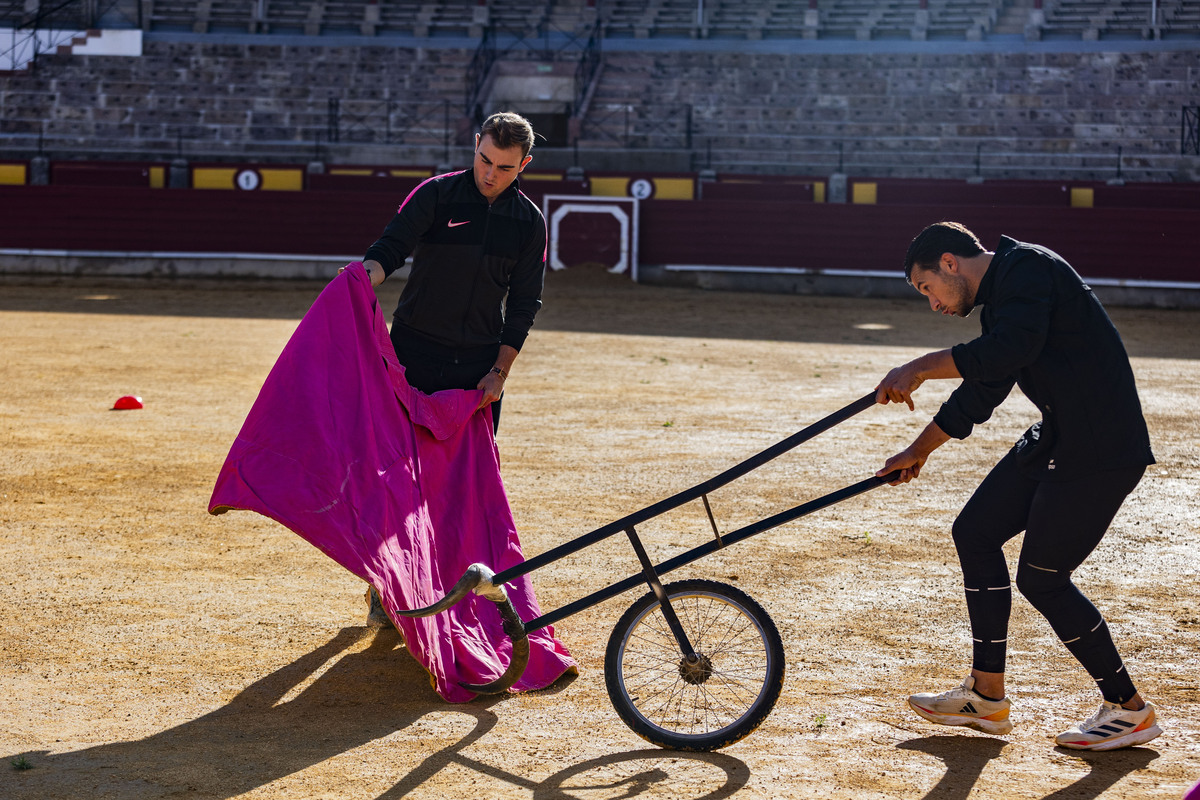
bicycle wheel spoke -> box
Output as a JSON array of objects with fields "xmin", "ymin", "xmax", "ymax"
[
  {"xmin": 607, "ymin": 580, "xmax": 785, "ymax": 750},
  {"xmin": 623, "ymin": 594, "xmax": 767, "ymax": 733}
]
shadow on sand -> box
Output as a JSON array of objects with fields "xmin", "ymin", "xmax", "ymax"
[
  {"xmin": 898, "ymin": 734, "xmax": 1159, "ymax": 800},
  {"xmin": 5, "ymin": 626, "xmax": 749, "ymax": 800},
  {"xmin": 2, "ymin": 270, "xmax": 1196, "ymax": 357}
]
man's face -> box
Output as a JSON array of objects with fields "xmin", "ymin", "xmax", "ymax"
[
  {"xmin": 473, "ymin": 133, "xmax": 531, "ymax": 202},
  {"xmin": 912, "ymin": 258, "xmax": 976, "ymax": 318}
]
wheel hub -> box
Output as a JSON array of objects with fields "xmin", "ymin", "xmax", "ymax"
[{"xmin": 678, "ymin": 652, "xmax": 713, "ymax": 685}]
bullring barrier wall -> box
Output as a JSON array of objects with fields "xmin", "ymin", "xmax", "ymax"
[{"xmin": 1, "ymin": 179, "xmax": 1197, "ymax": 306}]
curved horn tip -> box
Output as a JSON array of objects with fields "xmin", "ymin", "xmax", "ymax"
[
  {"xmin": 457, "ymin": 639, "xmax": 531, "ymax": 695},
  {"xmin": 458, "ymin": 679, "xmax": 511, "ymax": 694}
]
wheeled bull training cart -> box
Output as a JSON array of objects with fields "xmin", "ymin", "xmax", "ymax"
[{"xmin": 397, "ymin": 392, "xmax": 900, "ymax": 752}]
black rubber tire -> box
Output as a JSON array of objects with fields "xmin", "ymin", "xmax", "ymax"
[{"xmin": 604, "ymin": 579, "xmax": 785, "ymax": 751}]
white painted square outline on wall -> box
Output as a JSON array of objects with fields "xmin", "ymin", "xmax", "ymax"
[{"xmin": 541, "ymin": 194, "xmax": 640, "ymax": 281}]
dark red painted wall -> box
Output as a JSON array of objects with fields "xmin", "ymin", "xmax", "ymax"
[
  {"xmin": 2, "ymin": 184, "xmax": 1196, "ymax": 284},
  {"xmin": 307, "ymin": 173, "xmax": 424, "ymax": 195},
  {"xmin": 639, "ymin": 200, "xmax": 1199, "ymax": 283},
  {"xmin": 0, "ymin": 186, "xmax": 387, "ymax": 254}
]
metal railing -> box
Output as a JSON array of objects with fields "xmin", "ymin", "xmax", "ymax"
[
  {"xmin": 573, "ymin": 23, "xmax": 603, "ymax": 117},
  {"xmin": 1184, "ymin": 106, "xmax": 1200, "ymax": 156},
  {"xmin": 1, "ymin": 0, "xmax": 138, "ymax": 72},
  {"xmin": 688, "ymin": 135, "xmax": 1185, "ymax": 181},
  {"xmin": 582, "ymin": 103, "xmax": 694, "ymax": 149},
  {"xmin": 464, "ymin": 15, "xmax": 601, "ymax": 118},
  {"xmin": 463, "ymin": 26, "xmax": 498, "ymax": 117},
  {"xmin": 0, "ymin": 123, "xmax": 1190, "ymax": 184},
  {"xmin": 325, "ymin": 98, "xmax": 455, "ymax": 160}
]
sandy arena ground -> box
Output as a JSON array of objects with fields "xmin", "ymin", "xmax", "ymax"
[{"xmin": 1, "ymin": 267, "xmax": 1198, "ymax": 799}]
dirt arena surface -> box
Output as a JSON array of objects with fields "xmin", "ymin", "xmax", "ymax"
[{"xmin": 2, "ymin": 267, "xmax": 1198, "ymax": 799}]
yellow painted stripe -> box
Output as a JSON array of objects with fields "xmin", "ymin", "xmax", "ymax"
[
  {"xmin": 653, "ymin": 177, "xmax": 694, "ymax": 200},
  {"xmin": 259, "ymin": 169, "xmax": 303, "ymax": 191},
  {"xmin": 520, "ymin": 172, "xmax": 563, "ymax": 181},
  {"xmin": 1070, "ymin": 187, "xmax": 1094, "ymax": 208},
  {"xmin": 390, "ymin": 169, "xmax": 433, "ymax": 178},
  {"xmin": 148, "ymin": 165, "xmax": 165, "ymax": 189},
  {"xmin": 590, "ymin": 177, "xmax": 629, "ymax": 197},
  {"xmin": 192, "ymin": 167, "xmax": 237, "ymax": 190},
  {"xmin": 330, "ymin": 168, "xmax": 375, "ymax": 176},
  {"xmin": 192, "ymin": 167, "xmax": 303, "ymax": 190},
  {"xmin": 813, "ymin": 181, "xmax": 826, "ymax": 203},
  {"xmin": 0, "ymin": 163, "xmax": 27, "ymax": 185},
  {"xmin": 852, "ymin": 182, "xmax": 877, "ymax": 204}
]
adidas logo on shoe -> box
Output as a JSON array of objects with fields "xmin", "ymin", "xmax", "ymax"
[{"xmin": 1085, "ymin": 718, "xmax": 1136, "ymax": 738}]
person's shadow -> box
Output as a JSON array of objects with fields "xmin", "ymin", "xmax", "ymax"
[
  {"xmin": 5, "ymin": 627, "xmax": 750, "ymax": 799},
  {"xmin": 898, "ymin": 734, "xmax": 1159, "ymax": 800},
  {"xmin": 5, "ymin": 627, "xmax": 498, "ymax": 798},
  {"xmin": 1040, "ymin": 746, "xmax": 1160, "ymax": 800}
]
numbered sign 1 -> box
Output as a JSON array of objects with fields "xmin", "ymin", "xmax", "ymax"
[{"xmin": 235, "ymin": 169, "xmax": 262, "ymax": 191}]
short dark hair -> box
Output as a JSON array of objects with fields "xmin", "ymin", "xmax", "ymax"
[
  {"xmin": 903, "ymin": 221, "xmax": 985, "ymax": 282},
  {"xmin": 479, "ymin": 112, "xmax": 536, "ymax": 158}
]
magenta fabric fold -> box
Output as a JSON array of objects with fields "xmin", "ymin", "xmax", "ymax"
[{"xmin": 209, "ymin": 262, "xmax": 575, "ymax": 702}]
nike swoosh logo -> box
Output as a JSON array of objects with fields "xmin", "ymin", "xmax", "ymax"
[{"xmin": 447, "ymin": 219, "xmax": 470, "ymax": 227}]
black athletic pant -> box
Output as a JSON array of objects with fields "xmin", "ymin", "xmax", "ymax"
[
  {"xmin": 951, "ymin": 448, "xmax": 1145, "ymax": 704},
  {"xmin": 390, "ymin": 326, "xmax": 502, "ymax": 433}
]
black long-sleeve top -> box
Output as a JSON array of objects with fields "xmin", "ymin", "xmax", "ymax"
[
  {"xmin": 363, "ymin": 169, "xmax": 547, "ymax": 352},
  {"xmin": 933, "ymin": 236, "xmax": 1154, "ymax": 480}
]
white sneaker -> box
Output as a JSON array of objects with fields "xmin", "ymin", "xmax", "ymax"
[
  {"xmin": 1055, "ymin": 701, "xmax": 1162, "ymax": 751},
  {"xmin": 908, "ymin": 675, "xmax": 1013, "ymax": 735}
]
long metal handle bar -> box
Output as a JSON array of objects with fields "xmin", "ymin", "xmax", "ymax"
[
  {"xmin": 393, "ymin": 470, "xmax": 897, "ymax": 694},
  {"xmin": 491, "ymin": 392, "xmax": 878, "ymax": 587},
  {"xmin": 521, "ymin": 469, "xmax": 899, "ymax": 634}
]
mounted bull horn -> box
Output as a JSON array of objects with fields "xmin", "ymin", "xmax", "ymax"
[{"xmin": 393, "ymin": 563, "xmax": 530, "ymax": 694}]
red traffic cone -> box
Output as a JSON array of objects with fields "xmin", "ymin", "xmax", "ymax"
[{"xmin": 113, "ymin": 395, "xmax": 143, "ymax": 410}]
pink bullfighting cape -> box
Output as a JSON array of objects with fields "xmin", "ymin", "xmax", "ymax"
[{"xmin": 209, "ymin": 262, "xmax": 575, "ymax": 702}]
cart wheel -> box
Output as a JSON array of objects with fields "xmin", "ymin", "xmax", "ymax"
[{"xmin": 604, "ymin": 579, "xmax": 785, "ymax": 751}]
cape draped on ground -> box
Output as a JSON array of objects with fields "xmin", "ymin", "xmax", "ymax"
[{"xmin": 208, "ymin": 262, "xmax": 575, "ymax": 702}]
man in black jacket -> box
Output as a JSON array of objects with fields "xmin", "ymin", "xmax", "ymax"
[
  {"xmin": 351, "ymin": 111, "xmax": 546, "ymax": 626},
  {"xmin": 875, "ymin": 221, "xmax": 1161, "ymax": 751},
  {"xmin": 356, "ymin": 111, "xmax": 546, "ymax": 432}
]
